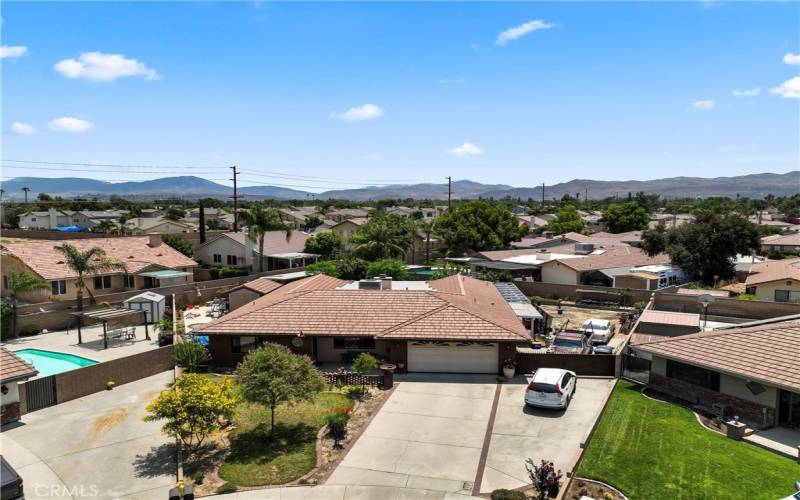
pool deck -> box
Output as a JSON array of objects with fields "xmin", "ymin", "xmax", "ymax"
[{"xmin": 1, "ymin": 324, "xmax": 161, "ymax": 377}]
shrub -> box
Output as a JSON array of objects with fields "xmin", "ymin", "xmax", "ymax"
[
  {"xmin": 174, "ymin": 339, "xmax": 210, "ymax": 372},
  {"xmin": 345, "ymin": 385, "xmax": 365, "ymax": 399},
  {"xmin": 216, "ymin": 482, "xmax": 237, "ymax": 494},
  {"xmin": 208, "ymin": 268, "xmax": 221, "ymax": 280},
  {"xmin": 490, "ymin": 489, "xmax": 526, "ymax": 500},
  {"xmin": 19, "ymin": 324, "xmax": 41, "ymax": 336},
  {"xmin": 0, "ymin": 302, "xmax": 12, "ymax": 340},
  {"xmin": 737, "ymin": 293, "xmax": 758, "ymax": 301},
  {"xmin": 326, "ymin": 412, "xmax": 349, "ymax": 447},
  {"xmin": 192, "ymin": 471, "xmax": 205, "ymax": 485},
  {"xmin": 219, "ymin": 267, "xmax": 248, "ymax": 278}
]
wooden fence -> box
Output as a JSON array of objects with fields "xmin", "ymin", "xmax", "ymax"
[{"xmin": 516, "ymin": 352, "xmax": 616, "ymax": 377}]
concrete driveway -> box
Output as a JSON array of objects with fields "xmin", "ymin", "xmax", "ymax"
[
  {"xmin": 326, "ymin": 373, "xmax": 614, "ymax": 497},
  {"xmin": 479, "ymin": 377, "xmax": 615, "ymax": 494},
  {"xmin": 0, "ymin": 371, "xmax": 176, "ymax": 500}
]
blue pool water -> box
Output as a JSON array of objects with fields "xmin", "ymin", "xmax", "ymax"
[{"xmin": 13, "ymin": 349, "xmax": 98, "ymax": 376}]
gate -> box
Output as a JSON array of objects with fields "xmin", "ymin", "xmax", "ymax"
[
  {"xmin": 622, "ymin": 354, "xmax": 650, "ymax": 385},
  {"xmin": 24, "ymin": 375, "xmax": 57, "ymax": 411}
]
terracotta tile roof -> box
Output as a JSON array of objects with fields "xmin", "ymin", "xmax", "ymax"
[
  {"xmin": 555, "ymin": 250, "xmax": 670, "ymax": 272},
  {"xmin": 629, "ymin": 333, "xmax": 669, "ymax": 345},
  {"xmin": 1, "ymin": 236, "xmax": 198, "ymax": 280},
  {"xmin": 635, "ymin": 319, "xmax": 800, "ymax": 392},
  {"xmin": 196, "ymin": 274, "xmax": 529, "ymax": 341},
  {"xmin": 676, "ymin": 288, "xmax": 730, "ymax": 297},
  {"xmin": 745, "ymin": 257, "xmax": 800, "ymax": 286},
  {"xmin": 219, "ymin": 231, "xmax": 310, "ymax": 255},
  {"xmin": 241, "ymin": 278, "xmax": 283, "ymax": 295},
  {"xmin": 0, "ymin": 348, "xmax": 38, "ymax": 382},
  {"xmin": 761, "ymin": 233, "xmax": 800, "ymax": 246},
  {"xmin": 639, "ymin": 310, "xmax": 700, "ymax": 327}
]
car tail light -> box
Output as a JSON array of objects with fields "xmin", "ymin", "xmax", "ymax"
[
  {"xmin": 527, "ymin": 381, "xmax": 535, "ymax": 390},
  {"xmin": 19, "ymin": 478, "xmax": 23, "ymax": 495},
  {"xmin": 555, "ymin": 385, "xmax": 563, "ymax": 395}
]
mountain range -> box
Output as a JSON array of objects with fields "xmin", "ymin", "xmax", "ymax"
[{"xmin": 2, "ymin": 171, "xmax": 798, "ymax": 201}]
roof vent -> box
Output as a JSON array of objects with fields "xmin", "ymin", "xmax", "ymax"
[
  {"xmin": 575, "ymin": 243, "xmax": 595, "ymax": 255},
  {"xmin": 543, "ymin": 231, "xmax": 554, "ymax": 239},
  {"xmin": 373, "ymin": 274, "xmax": 393, "ymax": 290}
]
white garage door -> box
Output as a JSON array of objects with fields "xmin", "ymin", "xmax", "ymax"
[{"xmin": 407, "ymin": 342, "xmax": 499, "ymax": 374}]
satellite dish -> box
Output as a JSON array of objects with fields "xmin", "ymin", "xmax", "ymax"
[{"xmin": 698, "ymin": 293, "xmax": 715, "ymax": 305}]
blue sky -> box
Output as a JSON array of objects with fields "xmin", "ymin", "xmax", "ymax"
[{"xmin": 2, "ymin": 1, "xmax": 799, "ymax": 192}]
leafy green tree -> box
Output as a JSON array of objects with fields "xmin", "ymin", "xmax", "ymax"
[
  {"xmin": 351, "ymin": 352, "xmax": 379, "ymax": 393},
  {"xmin": 144, "ymin": 373, "xmax": 237, "ymax": 452},
  {"xmin": 239, "ymin": 204, "xmax": 293, "ymax": 272},
  {"xmin": 544, "ymin": 204, "xmax": 584, "ymax": 235},
  {"xmin": 305, "ymin": 260, "xmax": 341, "ymax": 277},
  {"xmin": 641, "ymin": 211, "xmax": 760, "ymax": 285},
  {"xmin": 335, "ymin": 257, "xmax": 369, "ymax": 280},
  {"xmin": 162, "ymin": 234, "xmax": 194, "ymax": 258},
  {"xmin": 164, "ymin": 206, "xmax": 186, "ymax": 221},
  {"xmin": 235, "ymin": 343, "xmax": 324, "ymax": 432},
  {"xmin": 366, "ymin": 259, "xmax": 407, "ymax": 280},
  {"xmin": 603, "ymin": 202, "xmax": 650, "ymax": 233},
  {"xmin": 302, "ymin": 215, "xmax": 324, "ymax": 232},
  {"xmin": 304, "ymin": 232, "xmax": 344, "ymax": 260},
  {"xmin": 53, "ymin": 244, "xmax": 127, "ymax": 344},
  {"xmin": 5, "ymin": 270, "xmax": 49, "ymax": 337},
  {"xmin": 350, "ymin": 215, "xmax": 415, "ymax": 261},
  {"xmin": 435, "ymin": 200, "xmax": 528, "ymax": 255},
  {"xmin": 174, "ymin": 339, "xmax": 210, "ymax": 372}
]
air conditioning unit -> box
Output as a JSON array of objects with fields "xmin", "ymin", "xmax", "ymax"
[
  {"xmin": 574, "ymin": 243, "xmax": 595, "ymax": 255},
  {"xmin": 357, "ymin": 280, "xmax": 382, "ymax": 290}
]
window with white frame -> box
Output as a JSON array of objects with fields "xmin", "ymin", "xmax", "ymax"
[
  {"xmin": 51, "ymin": 280, "xmax": 67, "ymax": 295},
  {"xmin": 93, "ymin": 275, "xmax": 112, "ymax": 290},
  {"xmin": 123, "ymin": 275, "xmax": 135, "ymax": 288},
  {"xmin": 213, "ymin": 254, "xmax": 222, "ymax": 264}
]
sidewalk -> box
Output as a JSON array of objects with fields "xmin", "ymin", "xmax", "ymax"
[{"xmin": 205, "ymin": 484, "xmax": 484, "ymax": 499}]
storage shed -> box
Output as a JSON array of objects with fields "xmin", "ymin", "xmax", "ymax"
[{"xmin": 123, "ymin": 291, "xmax": 166, "ymax": 323}]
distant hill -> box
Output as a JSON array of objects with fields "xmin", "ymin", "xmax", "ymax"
[{"xmin": 1, "ymin": 171, "xmax": 797, "ymax": 201}]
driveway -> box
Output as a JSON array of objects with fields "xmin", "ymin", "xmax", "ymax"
[
  {"xmin": 0, "ymin": 371, "xmax": 176, "ymax": 500},
  {"xmin": 327, "ymin": 373, "xmax": 614, "ymax": 496}
]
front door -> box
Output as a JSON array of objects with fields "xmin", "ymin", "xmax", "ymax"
[{"xmin": 778, "ymin": 390, "xmax": 800, "ymax": 426}]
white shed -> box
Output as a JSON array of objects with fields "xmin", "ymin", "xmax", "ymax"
[{"xmin": 123, "ymin": 291, "xmax": 166, "ymax": 323}]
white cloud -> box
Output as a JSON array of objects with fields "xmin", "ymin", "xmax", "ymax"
[
  {"xmin": 496, "ymin": 19, "xmax": 556, "ymax": 46},
  {"xmin": 439, "ymin": 78, "xmax": 465, "ymax": 85},
  {"xmin": 732, "ymin": 87, "xmax": 760, "ymax": 97},
  {"xmin": 769, "ymin": 76, "xmax": 800, "ymax": 99},
  {"xmin": 446, "ymin": 142, "xmax": 483, "ymax": 157},
  {"xmin": 692, "ymin": 99, "xmax": 715, "ymax": 110},
  {"xmin": 47, "ymin": 117, "xmax": 95, "ymax": 133},
  {"xmin": 54, "ymin": 52, "xmax": 160, "ymax": 82},
  {"xmin": 10, "ymin": 122, "xmax": 36, "ymax": 135},
  {"xmin": 331, "ymin": 104, "xmax": 383, "ymax": 122},
  {"xmin": 0, "ymin": 45, "xmax": 28, "ymax": 59},
  {"xmin": 783, "ymin": 53, "xmax": 800, "ymax": 65}
]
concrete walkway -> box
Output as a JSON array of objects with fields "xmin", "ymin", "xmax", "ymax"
[
  {"xmin": 206, "ymin": 485, "xmax": 483, "ymax": 499},
  {"xmin": 744, "ymin": 426, "xmax": 800, "ymax": 459},
  {"xmin": 1, "ymin": 371, "xmax": 176, "ymax": 500}
]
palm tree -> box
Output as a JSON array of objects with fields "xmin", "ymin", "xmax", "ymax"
[
  {"xmin": 53, "ymin": 244, "xmax": 127, "ymax": 344},
  {"xmin": 6, "ymin": 270, "xmax": 49, "ymax": 337},
  {"xmin": 417, "ymin": 220, "xmax": 437, "ymax": 264},
  {"xmin": 239, "ymin": 204, "xmax": 292, "ymax": 273},
  {"xmin": 21, "ymin": 187, "xmax": 30, "ymax": 203},
  {"xmin": 94, "ymin": 219, "xmax": 117, "ymax": 234},
  {"xmin": 350, "ymin": 216, "xmax": 414, "ymax": 261}
]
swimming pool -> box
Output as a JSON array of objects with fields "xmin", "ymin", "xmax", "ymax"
[{"xmin": 13, "ymin": 349, "xmax": 98, "ymax": 377}]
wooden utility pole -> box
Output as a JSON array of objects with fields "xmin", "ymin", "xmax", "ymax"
[
  {"xmin": 541, "ymin": 183, "xmax": 545, "ymax": 207},
  {"xmin": 230, "ymin": 165, "xmax": 239, "ymax": 231},
  {"xmin": 447, "ymin": 176, "xmax": 452, "ymax": 210}
]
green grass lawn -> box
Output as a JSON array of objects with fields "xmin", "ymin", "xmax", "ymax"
[
  {"xmin": 218, "ymin": 391, "xmax": 352, "ymax": 486},
  {"xmin": 578, "ymin": 381, "xmax": 799, "ymax": 500}
]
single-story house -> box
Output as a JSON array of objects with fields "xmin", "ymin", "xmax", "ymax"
[
  {"xmin": 227, "ymin": 278, "xmax": 283, "ymax": 310},
  {"xmin": 512, "ymin": 232, "xmax": 587, "ymax": 249},
  {"xmin": 539, "ymin": 251, "xmax": 671, "ymax": 286},
  {"xmin": 634, "ymin": 317, "xmax": 800, "ymax": 429},
  {"xmin": 194, "ymin": 274, "xmax": 530, "ymax": 374},
  {"xmin": 18, "ymin": 209, "xmax": 127, "ymax": 231},
  {"xmin": 0, "ymin": 235, "xmax": 197, "ymax": 301},
  {"xmin": 612, "ymin": 264, "xmax": 686, "ymax": 290},
  {"xmin": 760, "ymin": 233, "xmax": 800, "ymax": 255},
  {"xmin": 125, "ymin": 217, "xmax": 196, "ymax": 235},
  {"xmin": 744, "ymin": 257, "xmax": 800, "ymax": 303},
  {"xmin": 1, "ymin": 347, "xmax": 38, "ymax": 424},
  {"xmin": 193, "ymin": 231, "xmax": 316, "ymax": 271},
  {"xmin": 327, "ymin": 208, "xmax": 371, "ymax": 223}
]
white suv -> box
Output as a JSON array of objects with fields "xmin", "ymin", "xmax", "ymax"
[
  {"xmin": 581, "ymin": 319, "xmax": 615, "ymax": 345},
  {"xmin": 524, "ymin": 368, "xmax": 577, "ymax": 409}
]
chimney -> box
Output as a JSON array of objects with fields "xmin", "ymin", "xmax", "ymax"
[{"xmin": 148, "ymin": 234, "xmax": 162, "ymax": 247}]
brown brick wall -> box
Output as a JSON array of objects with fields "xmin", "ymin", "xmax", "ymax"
[
  {"xmin": 516, "ymin": 352, "xmax": 616, "ymax": 376},
  {"xmin": 649, "ymin": 373, "xmax": 775, "ymax": 429},
  {"xmin": 55, "ymin": 346, "xmax": 175, "ymax": 404},
  {"xmin": 653, "ymin": 292, "xmax": 800, "ymax": 320}
]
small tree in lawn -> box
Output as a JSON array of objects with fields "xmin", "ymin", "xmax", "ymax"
[
  {"xmin": 234, "ymin": 343, "xmax": 324, "ymax": 433},
  {"xmin": 144, "ymin": 373, "xmax": 237, "ymax": 453},
  {"xmin": 351, "ymin": 352, "xmax": 379, "ymax": 395},
  {"xmin": 173, "ymin": 339, "xmax": 210, "ymax": 373}
]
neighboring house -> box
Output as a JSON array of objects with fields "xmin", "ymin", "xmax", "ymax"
[
  {"xmin": 512, "ymin": 232, "xmax": 586, "ymax": 248},
  {"xmin": 227, "ymin": 278, "xmax": 283, "ymax": 311},
  {"xmin": 329, "ymin": 217, "xmax": 368, "ymax": 242},
  {"xmin": 327, "ymin": 208, "xmax": 371, "ymax": 223},
  {"xmin": 539, "ymin": 251, "xmax": 671, "ymax": 286},
  {"xmin": 194, "ymin": 274, "xmax": 530, "ymax": 373},
  {"xmin": 760, "ymin": 233, "xmax": 800, "ymax": 255},
  {"xmin": 744, "ymin": 257, "xmax": 800, "ymax": 303},
  {"xmin": 0, "ymin": 347, "xmax": 38, "ymax": 424},
  {"xmin": 0, "ymin": 235, "xmax": 197, "ymax": 301},
  {"xmin": 18, "ymin": 208, "xmax": 126, "ymax": 230},
  {"xmin": 194, "ymin": 231, "xmax": 315, "ymax": 271},
  {"xmin": 280, "ymin": 207, "xmax": 322, "ymax": 229},
  {"xmin": 649, "ymin": 212, "xmax": 694, "ymax": 230},
  {"xmin": 612, "ymin": 264, "xmax": 686, "ymax": 290},
  {"xmin": 633, "ymin": 317, "xmax": 800, "ymax": 429},
  {"xmin": 125, "ymin": 217, "xmax": 196, "ymax": 234},
  {"xmin": 634, "ymin": 310, "xmax": 701, "ymax": 336},
  {"xmin": 509, "ymin": 205, "xmax": 529, "ymax": 216},
  {"xmin": 586, "ymin": 231, "xmax": 643, "ymax": 247}
]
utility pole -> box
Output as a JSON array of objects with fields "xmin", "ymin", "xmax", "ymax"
[
  {"xmin": 230, "ymin": 165, "xmax": 239, "ymax": 231},
  {"xmin": 585, "ymin": 187, "xmax": 589, "ymax": 207},
  {"xmin": 541, "ymin": 183, "xmax": 545, "ymax": 208},
  {"xmin": 447, "ymin": 176, "xmax": 452, "ymax": 210}
]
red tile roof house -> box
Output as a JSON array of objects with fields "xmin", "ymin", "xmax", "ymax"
[
  {"xmin": 193, "ymin": 274, "xmax": 531, "ymax": 374},
  {"xmin": 0, "ymin": 235, "xmax": 198, "ymax": 302},
  {"xmin": 193, "ymin": 231, "xmax": 317, "ymax": 272},
  {"xmin": 633, "ymin": 317, "xmax": 800, "ymax": 430},
  {"xmin": 1, "ymin": 347, "xmax": 38, "ymax": 424}
]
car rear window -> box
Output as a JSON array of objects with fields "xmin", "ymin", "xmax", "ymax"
[{"xmin": 530, "ymin": 382, "xmax": 558, "ymax": 393}]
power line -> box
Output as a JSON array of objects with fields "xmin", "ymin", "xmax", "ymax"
[
  {"xmin": 3, "ymin": 159, "xmax": 222, "ymax": 170},
  {"xmin": 2, "ymin": 164, "xmax": 224, "ymax": 176},
  {"xmin": 239, "ymin": 168, "xmax": 413, "ymax": 185}
]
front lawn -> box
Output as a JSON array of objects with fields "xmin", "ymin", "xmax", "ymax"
[
  {"xmin": 578, "ymin": 380, "xmax": 798, "ymax": 500},
  {"xmin": 218, "ymin": 391, "xmax": 352, "ymax": 486}
]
